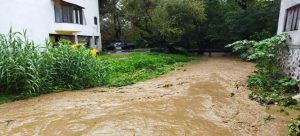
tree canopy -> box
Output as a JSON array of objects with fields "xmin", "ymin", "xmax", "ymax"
[{"xmin": 99, "ymin": 0, "xmax": 281, "ymax": 51}]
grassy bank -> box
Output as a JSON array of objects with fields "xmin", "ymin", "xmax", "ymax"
[
  {"xmin": 0, "ymin": 53, "xmax": 189, "ymax": 104},
  {"xmin": 98, "ymin": 53, "xmax": 189, "ymax": 87}
]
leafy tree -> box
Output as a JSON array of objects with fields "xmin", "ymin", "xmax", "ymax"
[
  {"xmin": 154, "ymin": 0, "xmax": 206, "ymax": 50},
  {"xmin": 122, "ymin": 0, "xmax": 206, "ymax": 51},
  {"xmin": 99, "ymin": 0, "xmax": 124, "ymax": 45},
  {"xmin": 98, "ymin": 0, "xmax": 281, "ymax": 51},
  {"xmin": 122, "ymin": 0, "xmax": 158, "ymax": 46},
  {"xmin": 202, "ymin": 0, "xmax": 281, "ymax": 46}
]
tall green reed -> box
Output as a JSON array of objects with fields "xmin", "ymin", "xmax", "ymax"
[
  {"xmin": 0, "ymin": 31, "xmax": 105, "ymax": 96},
  {"xmin": 42, "ymin": 41, "xmax": 105, "ymax": 90},
  {"xmin": 0, "ymin": 30, "xmax": 42, "ymax": 95}
]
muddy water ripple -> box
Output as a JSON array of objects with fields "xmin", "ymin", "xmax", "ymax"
[{"xmin": 0, "ymin": 57, "xmax": 299, "ymax": 136}]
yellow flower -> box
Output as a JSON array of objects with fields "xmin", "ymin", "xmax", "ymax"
[
  {"xmin": 90, "ymin": 48, "xmax": 99, "ymax": 56},
  {"xmin": 71, "ymin": 44, "xmax": 81, "ymax": 49}
]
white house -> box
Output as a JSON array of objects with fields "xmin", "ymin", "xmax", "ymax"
[
  {"xmin": 278, "ymin": 0, "xmax": 300, "ymax": 82},
  {"xmin": 278, "ymin": 0, "xmax": 300, "ymax": 46},
  {"xmin": 0, "ymin": 0, "xmax": 102, "ymax": 50}
]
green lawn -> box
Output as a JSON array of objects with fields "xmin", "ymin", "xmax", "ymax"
[{"xmin": 98, "ymin": 53, "xmax": 190, "ymax": 87}]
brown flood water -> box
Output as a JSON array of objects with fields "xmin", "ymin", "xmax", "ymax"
[{"xmin": 0, "ymin": 56, "xmax": 299, "ymax": 136}]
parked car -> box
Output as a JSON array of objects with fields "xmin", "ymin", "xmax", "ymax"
[
  {"xmin": 106, "ymin": 42, "xmax": 135, "ymax": 50},
  {"xmin": 106, "ymin": 42, "xmax": 123, "ymax": 50}
]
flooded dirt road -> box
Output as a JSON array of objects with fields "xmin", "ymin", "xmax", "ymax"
[{"xmin": 0, "ymin": 57, "xmax": 298, "ymax": 136}]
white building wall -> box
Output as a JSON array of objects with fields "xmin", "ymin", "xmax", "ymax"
[
  {"xmin": 0, "ymin": 0, "xmax": 54, "ymax": 49},
  {"xmin": 277, "ymin": 0, "xmax": 300, "ymax": 83},
  {"xmin": 0, "ymin": 0, "xmax": 102, "ymax": 50},
  {"xmin": 277, "ymin": 0, "xmax": 300, "ymax": 46}
]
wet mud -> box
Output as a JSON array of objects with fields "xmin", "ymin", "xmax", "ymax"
[{"xmin": 0, "ymin": 57, "xmax": 299, "ymax": 136}]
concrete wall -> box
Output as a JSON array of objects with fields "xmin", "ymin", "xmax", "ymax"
[
  {"xmin": 0, "ymin": 0, "xmax": 102, "ymax": 49},
  {"xmin": 278, "ymin": 0, "xmax": 300, "ymax": 82}
]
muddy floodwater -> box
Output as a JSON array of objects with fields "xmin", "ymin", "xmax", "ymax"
[{"xmin": 0, "ymin": 57, "xmax": 299, "ymax": 136}]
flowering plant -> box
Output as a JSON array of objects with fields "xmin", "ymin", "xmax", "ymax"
[
  {"xmin": 71, "ymin": 44, "xmax": 83, "ymax": 49},
  {"xmin": 90, "ymin": 48, "xmax": 99, "ymax": 56}
]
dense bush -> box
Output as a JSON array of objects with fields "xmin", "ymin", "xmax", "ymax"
[
  {"xmin": 247, "ymin": 74, "xmax": 271, "ymax": 90},
  {"xmin": 227, "ymin": 34, "xmax": 299, "ymax": 107},
  {"xmin": 227, "ymin": 40, "xmax": 256, "ymax": 60},
  {"xmin": 228, "ymin": 33, "xmax": 300, "ymax": 135},
  {"xmin": 248, "ymin": 75, "xmax": 298, "ymax": 94},
  {"xmin": 227, "ymin": 34, "xmax": 289, "ymax": 75},
  {"xmin": 288, "ymin": 115, "xmax": 300, "ymax": 136}
]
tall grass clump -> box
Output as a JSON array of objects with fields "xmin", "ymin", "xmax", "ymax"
[
  {"xmin": 0, "ymin": 31, "xmax": 42, "ymax": 95},
  {"xmin": 0, "ymin": 31, "xmax": 104, "ymax": 98},
  {"xmin": 42, "ymin": 41, "xmax": 105, "ymax": 90}
]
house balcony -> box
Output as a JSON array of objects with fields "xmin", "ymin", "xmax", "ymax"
[
  {"xmin": 52, "ymin": 23, "xmax": 86, "ymax": 35},
  {"xmin": 53, "ymin": 0, "xmax": 86, "ymax": 35}
]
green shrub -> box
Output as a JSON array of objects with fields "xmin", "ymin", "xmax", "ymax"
[
  {"xmin": 249, "ymin": 91, "xmax": 297, "ymax": 107},
  {"xmin": 247, "ymin": 74, "xmax": 271, "ymax": 90},
  {"xmin": 288, "ymin": 115, "xmax": 300, "ymax": 136},
  {"xmin": 276, "ymin": 77, "xmax": 299, "ymax": 94},
  {"xmin": 247, "ymin": 73, "xmax": 299, "ymax": 107},
  {"xmin": 226, "ymin": 40, "xmax": 256, "ymax": 60},
  {"xmin": 249, "ymin": 91, "xmax": 280, "ymax": 105},
  {"xmin": 227, "ymin": 34, "xmax": 299, "ymax": 108},
  {"xmin": 248, "ymin": 74, "xmax": 298, "ymax": 94},
  {"xmin": 0, "ymin": 31, "xmax": 43, "ymax": 95},
  {"xmin": 227, "ymin": 34, "xmax": 289, "ymax": 76}
]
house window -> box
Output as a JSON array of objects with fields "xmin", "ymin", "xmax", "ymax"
[
  {"xmin": 62, "ymin": 6, "xmax": 73, "ymax": 23},
  {"xmin": 73, "ymin": 9, "xmax": 83, "ymax": 24},
  {"xmin": 54, "ymin": 5, "xmax": 62, "ymax": 22},
  {"xmin": 94, "ymin": 17, "xmax": 98, "ymax": 25},
  {"xmin": 54, "ymin": 0, "xmax": 84, "ymax": 25},
  {"xmin": 284, "ymin": 5, "xmax": 300, "ymax": 32}
]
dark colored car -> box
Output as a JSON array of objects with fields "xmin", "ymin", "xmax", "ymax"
[
  {"xmin": 106, "ymin": 42, "xmax": 123, "ymax": 50},
  {"xmin": 106, "ymin": 42, "xmax": 135, "ymax": 50},
  {"xmin": 122, "ymin": 43, "xmax": 135, "ymax": 50}
]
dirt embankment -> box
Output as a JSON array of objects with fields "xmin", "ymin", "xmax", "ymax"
[{"xmin": 0, "ymin": 56, "xmax": 298, "ymax": 136}]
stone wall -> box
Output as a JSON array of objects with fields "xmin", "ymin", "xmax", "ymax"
[{"xmin": 280, "ymin": 46, "xmax": 300, "ymax": 82}]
